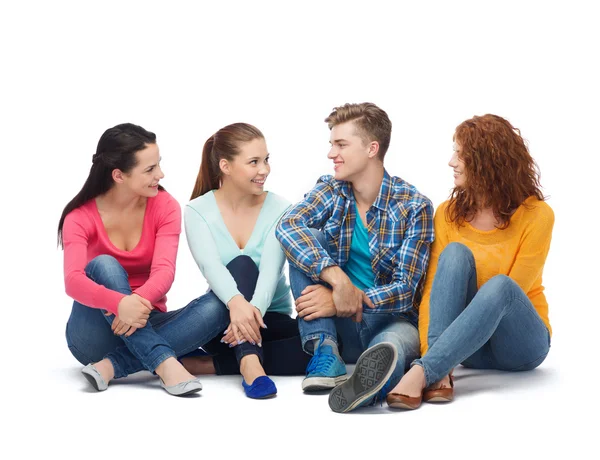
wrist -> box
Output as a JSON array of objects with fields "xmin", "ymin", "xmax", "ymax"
[
  {"xmin": 320, "ymin": 266, "xmax": 347, "ymax": 288},
  {"xmin": 227, "ymin": 294, "xmax": 245, "ymax": 310}
]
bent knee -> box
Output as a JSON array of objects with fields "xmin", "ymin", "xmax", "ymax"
[
  {"xmin": 439, "ymin": 242, "xmax": 474, "ymax": 266},
  {"xmin": 85, "ymin": 255, "xmax": 126, "ymax": 280},
  {"xmin": 480, "ymin": 275, "xmax": 521, "ymax": 298},
  {"xmin": 226, "ymin": 255, "xmax": 257, "ymax": 272}
]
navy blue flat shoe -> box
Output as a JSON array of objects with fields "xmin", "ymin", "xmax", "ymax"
[{"xmin": 242, "ymin": 376, "xmax": 277, "ymax": 399}]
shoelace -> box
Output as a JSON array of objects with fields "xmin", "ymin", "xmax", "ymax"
[{"xmin": 306, "ymin": 348, "xmax": 338, "ymax": 375}]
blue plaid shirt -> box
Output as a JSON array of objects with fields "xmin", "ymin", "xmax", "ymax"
[{"xmin": 276, "ymin": 170, "xmax": 434, "ymax": 325}]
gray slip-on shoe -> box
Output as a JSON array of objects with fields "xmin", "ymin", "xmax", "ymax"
[
  {"xmin": 160, "ymin": 377, "xmax": 203, "ymax": 396},
  {"xmin": 81, "ymin": 364, "xmax": 108, "ymax": 391}
]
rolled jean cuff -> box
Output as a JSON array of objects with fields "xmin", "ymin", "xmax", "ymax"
[
  {"xmin": 105, "ymin": 355, "xmax": 126, "ymax": 379},
  {"xmin": 147, "ymin": 351, "xmax": 177, "ymax": 374},
  {"xmin": 301, "ymin": 333, "xmax": 337, "ymax": 355},
  {"xmin": 235, "ymin": 342, "xmax": 264, "ymax": 365}
]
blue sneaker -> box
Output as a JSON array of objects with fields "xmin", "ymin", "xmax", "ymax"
[
  {"xmin": 328, "ymin": 342, "xmax": 398, "ymax": 413},
  {"xmin": 301, "ymin": 336, "xmax": 348, "ymax": 392}
]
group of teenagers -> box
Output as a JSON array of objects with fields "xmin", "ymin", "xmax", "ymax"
[{"xmin": 60, "ymin": 102, "xmax": 554, "ymax": 413}]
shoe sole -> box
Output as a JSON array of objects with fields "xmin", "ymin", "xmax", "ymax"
[
  {"xmin": 328, "ymin": 342, "xmax": 398, "ymax": 413},
  {"xmin": 248, "ymin": 392, "xmax": 278, "ymax": 400},
  {"xmin": 82, "ymin": 372, "xmax": 101, "ymax": 391},
  {"xmin": 387, "ymin": 400, "xmax": 420, "ymax": 410},
  {"xmin": 302, "ymin": 375, "xmax": 348, "ymax": 392},
  {"xmin": 424, "ymin": 395, "xmax": 453, "ymax": 403},
  {"xmin": 168, "ymin": 386, "xmax": 202, "ymax": 397}
]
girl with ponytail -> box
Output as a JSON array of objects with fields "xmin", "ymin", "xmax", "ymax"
[{"xmin": 180, "ymin": 123, "xmax": 310, "ymax": 399}]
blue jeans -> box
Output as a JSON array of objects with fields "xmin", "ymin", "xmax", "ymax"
[
  {"xmin": 66, "ymin": 255, "xmax": 231, "ymax": 378},
  {"xmin": 415, "ymin": 243, "xmax": 551, "ymax": 386},
  {"xmin": 289, "ymin": 230, "xmax": 420, "ymax": 389}
]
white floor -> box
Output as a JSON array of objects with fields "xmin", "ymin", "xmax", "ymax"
[{"xmin": 9, "ymin": 329, "xmax": 594, "ymax": 460}]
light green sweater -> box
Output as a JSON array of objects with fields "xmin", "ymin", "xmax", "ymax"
[{"xmin": 184, "ymin": 191, "xmax": 293, "ymax": 316}]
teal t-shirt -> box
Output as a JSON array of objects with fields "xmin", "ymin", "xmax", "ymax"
[{"xmin": 343, "ymin": 204, "xmax": 375, "ymax": 291}]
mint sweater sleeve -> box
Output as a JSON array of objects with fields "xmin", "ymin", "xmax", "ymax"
[
  {"xmin": 250, "ymin": 219, "xmax": 287, "ymax": 316},
  {"xmin": 184, "ymin": 205, "xmax": 241, "ymax": 306}
]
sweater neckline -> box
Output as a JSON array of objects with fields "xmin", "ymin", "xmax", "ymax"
[{"xmin": 90, "ymin": 196, "xmax": 152, "ymax": 253}]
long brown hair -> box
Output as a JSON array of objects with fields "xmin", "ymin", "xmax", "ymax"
[
  {"xmin": 447, "ymin": 114, "xmax": 545, "ymax": 228},
  {"xmin": 57, "ymin": 123, "xmax": 161, "ymax": 247},
  {"xmin": 190, "ymin": 123, "xmax": 265, "ymax": 199}
]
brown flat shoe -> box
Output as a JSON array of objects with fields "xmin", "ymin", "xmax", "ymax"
[
  {"xmin": 386, "ymin": 392, "xmax": 422, "ymax": 410},
  {"xmin": 423, "ymin": 374, "xmax": 454, "ymax": 403}
]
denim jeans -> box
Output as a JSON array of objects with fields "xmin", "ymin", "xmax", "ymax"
[
  {"xmin": 289, "ymin": 229, "xmax": 420, "ymax": 389},
  {"xmin": 66, "ymin": 255, "xmax": 308, "ymax": 378},
  {"xmin": 414, "ymin": 242, "xmax": 551, "ymax": 386},
  {"xmin": 66, "ymin": 255, "xmax": 231, "ymax": 378}
]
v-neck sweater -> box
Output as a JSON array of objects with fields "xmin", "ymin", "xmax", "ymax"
[{"xmin": 184, "ymin": 191, "xmax": 292, "ymax": 316}]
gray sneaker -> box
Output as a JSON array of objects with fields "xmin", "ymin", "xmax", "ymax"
[{"xmin": 328, "ymin": 342, "xmax": 398, "ymax": 413}]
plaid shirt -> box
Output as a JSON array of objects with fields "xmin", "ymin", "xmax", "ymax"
[{"xmin": 276, "ymin": 170, "xmax": 434, "ymax": 324}]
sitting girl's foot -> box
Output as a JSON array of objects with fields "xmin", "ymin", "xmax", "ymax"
[
  {"xmin": 240, "ymin": 354, "xmax": 267, "ymax": 385},
  {"xmin": 81, "ymin": 358, "xmax": 114, "ymax": 391},
  {"xmin": 240, "ymin": 355, "xmax": 276, "ymax": 399},
  {"xmin": 94, "ymin": 358, "xmax": 115, "ymax": 383},
  {"xmin": 426, "ymin": 374, "xmax": 452, "ymax": 391},
  {"xmin": 389, "ymin": 365, "xmax": 426, "ymax": 398},
  {"xmin": 156, "ymin": 357, "xmax": 199, "ymax": 387},
  {"xmin": 423, "ymin": 373, "xmax": 454, "ymax": 403},
  {"xmin": 386, "ymin": 365, "xmax": 427, "ymax": 410},
  {"xmin": 155, "ymin": 358, "xmax": 202, "ymax": 396}
]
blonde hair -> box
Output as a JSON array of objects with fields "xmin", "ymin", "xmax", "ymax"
[{"xmin": 325, "ymin": 102, "xmax": 392, "ymax": 160}]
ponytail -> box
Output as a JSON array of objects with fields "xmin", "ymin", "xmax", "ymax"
[
  {"xmin": 190, "ymin": 136, "xmax": 220, "ymax": 200},
  {"xmin": 190, "ymin": 123, "xmax": 265, "ymax": 200}
]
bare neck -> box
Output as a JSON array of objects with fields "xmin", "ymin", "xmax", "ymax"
[
  {"xmin": 351, "ymin": 162, "xmax": 385, "ymax": 208},
  {"xmin": 97, "ymin": 186, "xmax": 146, "ymax": 212},
  {"xmin": 215, "ymin": 180, "xmax": 266, "ymax": 213}
]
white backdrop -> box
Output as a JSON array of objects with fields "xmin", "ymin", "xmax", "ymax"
[{"xmin": 1, "ymin": 1, "xmax": 598, "ymax": 458}]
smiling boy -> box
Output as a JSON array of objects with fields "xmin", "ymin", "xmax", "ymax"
[{"xmin": 276, "ymin": 102, "xmax": 434, "ymax": 412}]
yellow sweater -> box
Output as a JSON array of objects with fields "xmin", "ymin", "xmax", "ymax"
[{"xmin": 418, "ymin": 197, "xmax": 554, "ymax": 356}]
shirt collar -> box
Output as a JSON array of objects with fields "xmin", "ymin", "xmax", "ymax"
[{"xmin": 372, "ymin": 169, "xmax": 393, "ymax": 212}]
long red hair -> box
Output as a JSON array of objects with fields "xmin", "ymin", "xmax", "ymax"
[{"xmin": 446, "ymin": 114, "xmax": 545, "ymax": 228}]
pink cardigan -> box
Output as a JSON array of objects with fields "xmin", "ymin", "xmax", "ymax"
[{"xmin": 63, "ymin": 190, "xmax": 181, "ymax": 314}]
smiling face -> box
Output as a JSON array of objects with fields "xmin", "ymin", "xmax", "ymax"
[
  {"xmin": 327, "ymin": 121, "xmax": 374, "ymax": 182},
  {"xmin": 449, "ymin": 140, "xmax": 467, "ymax": 188},
  {"xmin": 118, "ymin": 143, "xmax": 164, "ymax": 197},
  {"xmin": 221, "ymin": 137, "xmax": 270, "ymax": 195}
]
